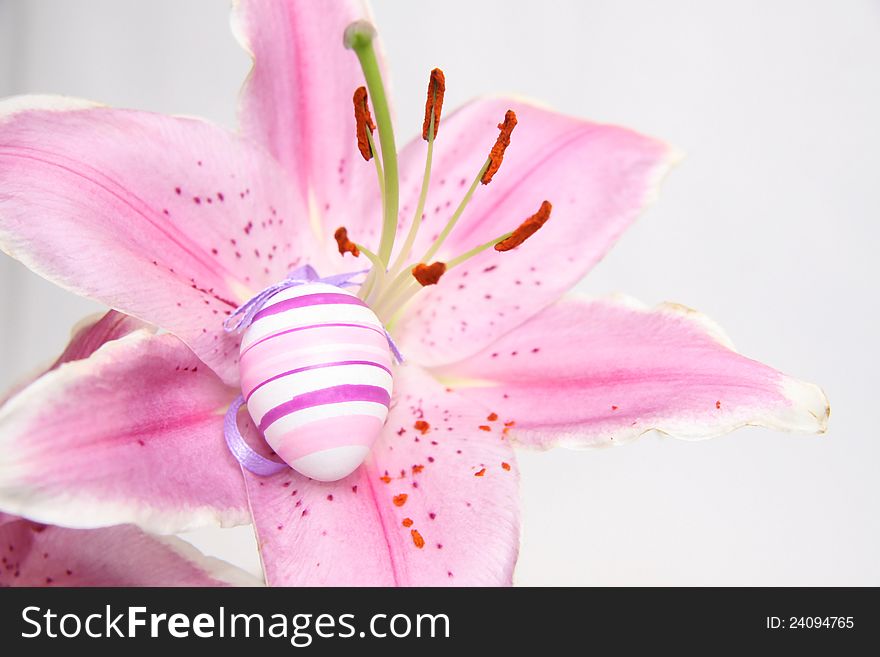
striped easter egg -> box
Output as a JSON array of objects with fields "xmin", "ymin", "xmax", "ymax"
[{"xmin": 238, "ymin": 281, "xmax": 393, "ymax": 481}]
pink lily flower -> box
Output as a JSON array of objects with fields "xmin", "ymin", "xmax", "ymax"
[{"xmin": 0, "ymin": 0, "xmax": 827, "ymax": 586}]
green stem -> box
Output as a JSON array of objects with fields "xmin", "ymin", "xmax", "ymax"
[{"xmin": 347, "ymin": 25, "xmax": 399, "ymax": 267}]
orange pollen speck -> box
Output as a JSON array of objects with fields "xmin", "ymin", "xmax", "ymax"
[
  {"xmin": 716, "ymin": 400, "xmax": 722, "ymax": 409},
  {"xmin": 422, "ymin": 68, "xmax": 446, "ymax": 140},
  {"xmin": 495, "ymin": 200, "xmax": 553, "ymax": 252},
  {"xmin": 334, "ymin": 226, "xmax": 360, "ymax": 257},
  {"xmin": 481, "ymin": 109, "xmax": 517, "ymax": 185},
  {"xmin": 502, "ymin": 462, "xmax": 511, "ymax": 471},
  {"xmin": 478, "ymin": 425, "xmax": 491, "ymax": 432},
  {"xmin": 414, "ymin": 420, "xmax": 430, "ymax": 434},
  {"xmin": 402, "ymin": 518, "xmax": 414, "ymax": 528},
  {"xmin": 487, "ymin": 412, "xmax": 499, "ymax": 421},
  {"xmin": 412, "ymin": 464, "xmax": 425, "ymax": 474},
  {"xmin": 504, "ymin": 420, "xmax": 516, "ymax": 427},
  {"xmin": 412, "ymin": 261, "xmax": 447, "ymax": 286},
  {"xmin": 411, "ymin": 529, "xmax": 425, "ymax": 549},
  {"xmin": 393, "ymin": 493, "xmax": 408, "ymax": 507},
  {"xmin": 474, "ymin": 468, "xmax": 486, "ymax": 477},
  {"xmin": 380, "ymin": 475, "xmax": 392, "ymax": 484},
  {"xmin": 502, "ymin": 427, "xmax": 511, "ymax": 436},
  {"xmin": 352, "ymin": 86, "xmax": 375, "ymax": 161}
]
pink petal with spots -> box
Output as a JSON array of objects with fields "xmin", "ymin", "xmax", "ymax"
[
  {"xmin": 0, "ymin": 96, "xmax": 322, "ymax": 385},
  {"xmin": 0, "ymin": 310, "xmax": 151, "ymax": 405},
  {"xmin": 0, "ymin": 329, "xmax": 249, "ymax": 533},
  {"xmin": 242, "ymin": 364, "xmax": 519, "ymax": 586},
  {"xmin": 435, "ymin": 295, "xmax": 829, "ymax": 447},
  {"xmin": 0, "ymin": 517, "xmax": 259, "ymax": 587},
  {"xmin": 233, "ymin": 0, "xmax": 387, "ymax": 262},
  {"xmin": 393, "ymin": 97, "xmax": 677, "ymax": 366}
]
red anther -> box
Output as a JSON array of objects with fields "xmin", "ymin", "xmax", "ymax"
[
  {"xmin": 353, "ymin": 86, "xmax": 375, "ymax": 161},
  {"xmin": 422, "ymin": 68, "xmax": 446, "ymax": 140},
  {"xmin": 334, "ymin": 226, "xmax": 360, "ymax": 257},
  {"xmin": 481, "ymin": 110, "xmax": 517, "ymax": 184},
  {"xmin": 412, "ymin": 261, "xmax": 447, "ymax": 286},
  {"xmin": 495, "ymin": 200, "xmax": 552, "ymax": 252}
]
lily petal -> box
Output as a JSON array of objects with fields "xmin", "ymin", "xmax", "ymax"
[
  {"xmin": 435, "ymin": 295, "xmax": 829, "ymax": 447},
  {"xmin": 242, "ymin": 364, "xmax": 519, "ymax": 586},
  {"xmin": 0, "ymin": 330, "xmax": 249, "ymax": 533},
  {"xmin": 394, "ymin": 97, "xmax": 677, "ymax": 366},
  {"xmin": 0, "ymin": 309, "xmax": 151, "ymax": 406},
  {"xmin": 0, "ymin": 96, "xmax": 320, "ymax": 385},
  {"xmin": 233, "ymin": 0, "xmax": 387, "ymax": 259},
  {"xmin": 0, "ymin": 517, "xmax": 259, "ymax": 586}
]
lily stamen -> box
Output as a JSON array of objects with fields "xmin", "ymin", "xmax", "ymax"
[
  {"xmin": 343, "ymin": 35, "xmax": 530, "ymax": 321},
  {"xmin": 419, "ymin": 108, "xmax": 516, "ymax": 265},
  {"xmin": 384, "ymin": 68, "xmax": 445, "ymax": 289}
]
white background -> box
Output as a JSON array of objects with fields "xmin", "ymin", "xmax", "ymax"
[{"xmin": 0, "ymin": 0, "xmax": 877, "ymax": 585}]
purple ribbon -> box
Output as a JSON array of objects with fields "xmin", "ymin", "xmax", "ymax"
[
  {"xmin": 223, "ymin": 395, "xmax": 287, "ymax": 476},
  {"xmin": 222, "ymin": 264, "xmax": 403, "ymax": 476}
]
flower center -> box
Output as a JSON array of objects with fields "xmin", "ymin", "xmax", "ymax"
[{"xmin": 341, "ymin": 20, "xmax": 552, "ymax": 329}]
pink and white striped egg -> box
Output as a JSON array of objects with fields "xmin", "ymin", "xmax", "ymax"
[{"xmin": 238, "ymin": 282, "xmax": 393, "ymax": 481}]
